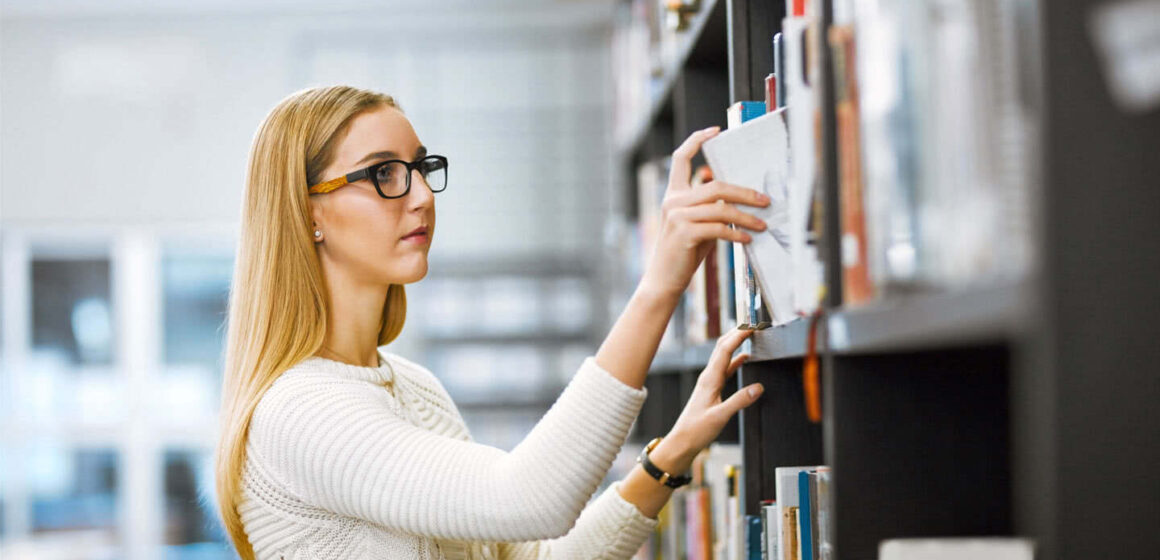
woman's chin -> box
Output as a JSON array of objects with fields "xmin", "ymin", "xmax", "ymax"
[{"xmin": 395, "ymin": 259, "xmax": 429, "ymax": 284}]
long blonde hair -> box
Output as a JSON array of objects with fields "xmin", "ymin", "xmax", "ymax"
[{"xmin": 213, "ymin": 85, "xmax": 407, "ymax": 558}]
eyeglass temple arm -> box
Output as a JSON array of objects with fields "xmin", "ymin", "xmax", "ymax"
[{"xmin": 308, "ymin": 168, "xmax": 370, "ymax": 195}]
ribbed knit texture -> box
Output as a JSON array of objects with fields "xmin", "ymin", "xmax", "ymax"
[{"xmin": 239, "ymin": 347, "xmax": 660, "ymax": 559}]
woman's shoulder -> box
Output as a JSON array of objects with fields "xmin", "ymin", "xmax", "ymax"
[
  {"xmin": 380, "ymin": 350, "xmax": 455, "ymax": 401},
  {"xmin": 250, "ymin": 354, "xmax": 397, "ymax": 433}
]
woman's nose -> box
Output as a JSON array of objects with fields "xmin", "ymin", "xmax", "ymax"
[{"xmin": 408, "ymin": 169, "xmax": 435, "ymax": 206}]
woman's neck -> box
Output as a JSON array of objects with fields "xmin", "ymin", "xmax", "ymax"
[{"xmin": 317, "ymin": 257, "xmax": 390, "ymax": 368}]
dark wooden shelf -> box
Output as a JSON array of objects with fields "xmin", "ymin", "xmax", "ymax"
[
  {"xmin": 750, "ymin": 317, "xmax": 810, "ymax": 361},
  {"xmin": 616, "ymin": 0, "xmax": 726, "ymax": 157},
  {"xmin": 826, "ymin": 280, "xmax": 1032, "ymax": 355}
]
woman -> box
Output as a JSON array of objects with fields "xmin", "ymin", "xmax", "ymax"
[{"xmin": 214, "ymin": 85, "xmax": 772, "ymax": 559}]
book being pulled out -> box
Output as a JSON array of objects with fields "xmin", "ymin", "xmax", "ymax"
[{"xmin": 702, "ymin": 108, "xmax": 796, "ymax": 327}]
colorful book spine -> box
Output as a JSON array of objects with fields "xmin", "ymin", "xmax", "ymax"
[
  {"xmin": 798, "ymin": 471, "xmax": 814, "ymax": 560},
  {"xmin": 830, "ymin": 24, "xmax": 874, "ymax": 305},
  {"xmin": 747, "ymin": 514, "xmax": 764, "ymax": 560}
]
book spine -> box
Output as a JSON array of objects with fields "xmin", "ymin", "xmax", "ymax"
[
  {"xmin": 798, "ymin": 471, "xmax": 814, "ymax": 560},
  {"xmin": 762, "ymin": 502, "xmax": 779, "ymax": 560},
  {"xmin": 705, "ymin": 240, "xmax": 721, "ymax": 339},
  {"xmin": 736, "ymin": 102, "xmax": 771, "ymax": 329},
  {"xmin": 718, "ymin": 238, "xmax": 736, "ymax": 333},
  {"xmin": 792, "ymin": 507, "xmax": 803, "ymax": 560},
  {"xmin": 808, "ymin": 472, "xmax": 821, "ymax": 560},
  {"xmin": 747, "ymin": 515, "xmax": 764, "ymax": 560},
  {"xmin": 830, "ymin": 24, "xmax": 874, "ymax": 305}
]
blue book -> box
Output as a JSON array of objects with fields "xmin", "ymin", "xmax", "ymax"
[
  {"xmin": 798, "ymin": 471, "xmax": 815, "ymax": 560},
  {"xmin": 747, "ymin": 515, "xmax": 764, "ymax": 560}
]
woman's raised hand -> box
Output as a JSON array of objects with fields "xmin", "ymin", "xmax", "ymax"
[{"xmin": 639, "ymin": 126, "xmax": 772, "ymax": 298}]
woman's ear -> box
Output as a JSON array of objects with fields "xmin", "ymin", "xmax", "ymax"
[{"xmin": 309, "ymin": 197, "xmax": 326, "ymax": 243}]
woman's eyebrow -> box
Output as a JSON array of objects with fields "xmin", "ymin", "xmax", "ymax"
[{"xmin": 354, "ymin": 145, "xmax": 427, "ymax": 166}]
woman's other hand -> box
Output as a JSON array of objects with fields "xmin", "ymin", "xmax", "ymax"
[
  {"xmin": 639, "ymin": 126, "xmax": 772, "ymax": 299},
  {"xmin": 646, "ymin": 327, "xmax": 765, "ymax": 475}
]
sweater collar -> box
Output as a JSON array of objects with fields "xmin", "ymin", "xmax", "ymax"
[{"xmin": 300, "ymin": 347, "xmax": 396, "ymax": 384}]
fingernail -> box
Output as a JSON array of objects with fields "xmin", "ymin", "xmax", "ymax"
[
  {"xmin": 758, "ymin": 220, "xmax": 768, "ymax": 230},
  {"xmin": 705, "ymin": 125, "xmax": 720, "ymax": 132},
  {"xmin": 747, "ymin": 384, "xmax": 763, "ymax": 398}
]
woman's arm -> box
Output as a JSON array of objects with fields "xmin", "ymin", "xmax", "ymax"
[
  {"xmin": 247, "ymin": 355, "xmax": 648, "ymax": 542},
  {"xmin": 616, "ymin": 326, "xmax": 765, "ymax": 522},
  {"xmin": 495, "ymin": 480, "xmax": 658, "ymax": 559}
]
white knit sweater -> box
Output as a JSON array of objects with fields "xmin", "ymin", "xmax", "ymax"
[{"xmin": 239, "ymin": 347, "xmax": 660, "ymax": 559}]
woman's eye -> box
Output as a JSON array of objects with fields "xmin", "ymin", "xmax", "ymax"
[{"xmin": 375, "ymin": 166, "xmax": 392, "ymax": 182}]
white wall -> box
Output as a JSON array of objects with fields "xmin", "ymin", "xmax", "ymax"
[{"xmin": 0, "ymin": 3, "xmax": 617, "ymax": 259}]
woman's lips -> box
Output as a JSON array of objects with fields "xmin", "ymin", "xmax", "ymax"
[{"xmin": 402, "ymin": 230, "xmax": 429, "ymax": 243}]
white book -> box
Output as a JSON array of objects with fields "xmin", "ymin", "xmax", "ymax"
[
  {"xmin": 705, "ymin": 443, "xmax": 742, "ymax": 556},
  {"xmin": 702, "ymin": 108, "xmax": 796, "ymax": 326},
  {"xmin": 879, "ymin": 538, "xmax": 1035, "ymax": 560},
  {"xmin": 782, "ymin": 15, "xmax": 823, "ymax": 316},
  {"xmin": 762, "ymin": 502, "xmax": 780, "ymax": 560}
]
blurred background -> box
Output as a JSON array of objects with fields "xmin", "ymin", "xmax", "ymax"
[{"xmin": 0, "ymin": 0, "xmax": 637, "ymax": 558}]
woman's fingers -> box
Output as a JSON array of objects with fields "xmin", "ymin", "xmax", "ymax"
[
  {"xmin": 725, "ymin": 352, "xmax": 750, "ymax": 379},
  {"xmin": 714, "ymin": 382, "xmax": 765, "ymax": 421},
  {"xmin": 666, "ymin": 180, "xmax": 771, "ymax": 210},
  {"xmin": 668, "ymin": 127, "xmax": 722, "ymax": 194},
  {"xmin": 704, "ymin": 328, "xmax": 753, "ymax": 384},
  {"xmin": 683, "ymin": 222, "xmax": 752, "ymax": 245},
  {"xmin": 670, "ymin": 202, "xmax": 768, "ymax": 232}
]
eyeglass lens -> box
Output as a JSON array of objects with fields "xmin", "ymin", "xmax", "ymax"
[{"xmin": 373, "ymin": 157, "xmax": 447, "ymax": 197}]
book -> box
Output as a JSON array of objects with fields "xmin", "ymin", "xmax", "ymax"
[
  {"xmin": 725, "ymin": 101, "xmax": 774, "ymax": 330},
  {"xmin": 853, "ymin": 0, "xmax": 1035, "ymax": 294},
  {"xmin": 829, "ymin": 24, "xmax": 874, "ymax": 305},
  {"xmin": 703, "ymin": 109, "xmax": 797, "ymax": 327},
  {"xmin": 782, "ymin": 14, "xmax": 824, "ymax": 317},
  {"xmin": 782, "ymin": 506, "xmax": 800, "ymax": 560},
  {"xmin": 747, "ymin": 514, "xmax": 763, "ymax": 560},
  {"xmin": 717, "ymin": 237, "xmax": 737, "ymax": 335},
  {"xmin": 761, "ymin": 501, "xmax": 779, "ymax": 560},
  {"xmin": 704, "ymin": 444, "xmax": 742, "ymax": 559},
  {"xmin": 798, "ymin": 471, "xmax": 814, "ymax": 560},
  {"xmin": 879, "ymin": 538, "xmax": 1035, "ymax": 560},
  {"xmin": 684, "ymin": 485, "xmax": 713, "ymax": 560},
  {"xmin": 774, "ymin": 465, "xmax": 823, "ymax": 560},
  {"xmin": 815, "ymin": 467, "xmax": 833, "ymax": 560}
]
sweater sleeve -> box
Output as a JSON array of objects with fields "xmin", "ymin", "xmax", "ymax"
[
  {"xmin": 496, "ymin": 480, "xmax": 659, "ymax": 560},
  {"xmin": 247, "ymin": 356, "xmax": 648, "ymax": 542}
]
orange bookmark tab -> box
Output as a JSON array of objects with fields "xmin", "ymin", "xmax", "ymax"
[{"xmin": 803, "ymin": 310, "xmax": 823, "ymax": 423}]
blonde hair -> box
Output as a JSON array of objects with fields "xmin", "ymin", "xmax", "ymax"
[{"xmin": 213, "ymin": 85, "xmax": 407, "ymax": 558}]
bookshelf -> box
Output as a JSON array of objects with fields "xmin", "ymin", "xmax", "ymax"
[{"xmin": 613, "ymin": 1, "xmax": 1160, "ymax": 559}]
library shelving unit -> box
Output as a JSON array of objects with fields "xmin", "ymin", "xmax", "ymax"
[{"xmin": 615, "ymin": 1, "xmax": 1160, "ymax": 560}]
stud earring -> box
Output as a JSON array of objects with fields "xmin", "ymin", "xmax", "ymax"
[{"xmin": 314, "ymin": 230, "xmax": 322, "ymax": 238}]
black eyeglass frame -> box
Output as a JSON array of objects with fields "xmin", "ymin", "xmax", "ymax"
[{"xmin": 308, "ymin": 154, "xmax": 449, "ymax": 199}]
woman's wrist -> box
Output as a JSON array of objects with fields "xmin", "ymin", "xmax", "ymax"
[
  {"xmin": 636, "ymin": 273, "xmax": 684, "ymax": 308},
  {"xmin": 647, "ymin": 431, "xmax": 699, "ymax": 478}
]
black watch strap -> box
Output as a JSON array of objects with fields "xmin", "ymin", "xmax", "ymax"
[{"xmin": 636, "ymin": 437, "xmax": 692, "ymax": 488}]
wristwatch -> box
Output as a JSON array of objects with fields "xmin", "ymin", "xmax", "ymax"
[{"xmin": 636, "ymin": 436, "xmax": 692, "ymax": 488}]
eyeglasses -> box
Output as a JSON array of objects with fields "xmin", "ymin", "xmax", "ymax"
[{"xmin": 308, "ymin": 154, "xmax": 448, "ymax": 199}]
